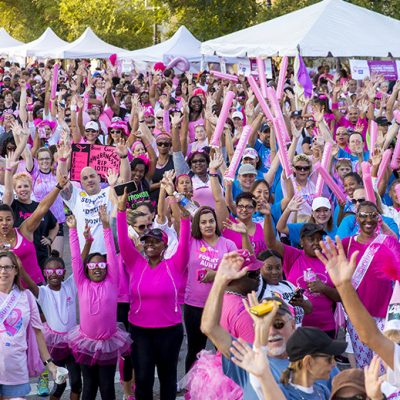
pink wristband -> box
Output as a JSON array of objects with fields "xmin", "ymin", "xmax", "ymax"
[{"xmin": 59, "ymin": 158, "xmax": 67, "ymax": 162}]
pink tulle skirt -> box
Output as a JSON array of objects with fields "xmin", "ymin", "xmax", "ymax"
[
  {"xmin": 179, "ymin": 350, "xmax": 243, "ymax": 400},
  {"xmin": 67, "ymin": 324, "xmax": 132, "ymax": 366},
  {"xmin": 43, "ymin": 323, "xmax": 72, "ymax": 361}
]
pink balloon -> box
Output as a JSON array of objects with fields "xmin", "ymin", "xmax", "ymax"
[
  {"xmin": 166, "ymin": 57, "xmax": 190, "ymax": 72},
  {"xmin": 266, "ymin": 87, "xmax": 290, "ymax": 143},
  {"xmin": 314, "ymin": 162, "xmax": 347, "ymax": 204},
  {"xmin": 276, "ymin": 56, "xmax": 288, "ymax": 101},
  {"xmin": 256, "ymin": 57, "xmax": 267, "ymax": 99},
  {"xmin": 369, "ymin": 120, "xmax": 378, "ymax": 152},
  {"xmin": 211, "ymin": 71, "xmax": 238, "ymax": 83},
  {"xmin": 377, "ymin": 149, "xmax": 392, "ymax": 188},
  {"xmin": 361, "ymin": 162, "xmax": 376, "ymax": 204},
  {"xmin": 393, "ymin": 109, "xmax": 400, "ymax": 124},
  {"xmin": 390, "ymin": 130, "xmax": 400, "ymax": 170},
  {"xmin": 395, "ymin": 184, "xmax": 400, "ymax": 204},
  {"xmin": 247, "ymin": 75, "xmax": 273, "ymax": 121},
  {"xmin": 50, "ymin": 63, "xmax": 59, "ymax": 101},
  {"xmin": 315, "ymin": 142, "xmax": 333, "ymax": 196},
  {"xmin": 273, "ymin": 117, "xmax": 293, "ymax": 178},
  {"xmin": 210, "ymin": 91, "xmax": 235, "ymax": 148}
]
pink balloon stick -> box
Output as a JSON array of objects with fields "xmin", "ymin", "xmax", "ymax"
[
  {"xmin": 314, "ymin": 162, "xmax": 347, "ymax": 203},
  {"xmin": 369, "ymin": 120, "xmax": 378, "ymax": 152},
  {"xmin": 276, "ymin": 56, "xmax": 288, "ymax": 101},
  {"xmin": 211, "ymin": 70, "xmax": 239, "ymax": 83},
  {"xmin": 361, "ymin": 162, "xmax": 376, "ymax": 204},
  {"xmin": 51, "ymin": 63, "xmax": 59, "ymax": 100},
  {"xmin": 247, "ymin": 75, "xmax": 273, "ymax": 121},
  {"xmin": 391, "ymin": 129, "xmax": 400, "ymax": 170},
  {"xmin": 225, "ymin": 125, "xmax": 252, "ymax": 180},
  {"xmin": 266, "ymin": 87, "xmax": 291, "ymax": 143},
  {"xmin": 376, "ymin": 149, "xmax": 392, "ymax": 188},
  {"xmin": 315, "ymin": 142, "xmax": 333, "ymax": 196},
  {"xmin": 395, "ymin": 184, "xmax": 400, "ymax": 204},
  {"xmin": 256, "ymin": 57, "xmax": 268, "ymax": 98},
  {"xmin": 273, "ymin": 117, "xmax": 293, "ymax": 178},
  {"xmin": 210, "ymin": 91, "xmax": 235, "ymax": 148}
]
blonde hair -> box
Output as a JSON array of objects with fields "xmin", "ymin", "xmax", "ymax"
[
  {"xmin": 293, "ymin": 154, "xmax": 312, "ymax": 167},
  {"xmin": 280, "ymin": 360, "xmax": 303, "ymax": 384},
  {"xmin": 126, "ymin": 209, "xmax": 147, "ymax": 227},
  {"xmin": 335, "ymin": 159, "xmax": 352, "ymax": 169},
  {"xmin": 0, "ymin": 251, "xmax": 24, "ymax": 290},
  {"xmin": 13, "ymin": 172, "xmax": 32, "ymax": 189},
  {"xmin": 384, "ymin": 329, "xmax": 400, "ymax": 343}
]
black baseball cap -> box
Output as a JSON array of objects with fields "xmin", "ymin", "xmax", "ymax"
[
  {"xmin": 375, "ymin": 116, "xmax": 391, "ymax": 126},
  {"xmin": 259, "ymin": 122, "xmax": 270, "ymax": 133},
  {"xmin": 140, "ymin": 228, "xmax": 168, "ymax": 245},
  {"xmin": 300, "ymin": 223, "xmax": 326, "ymax": 239},
  {"xmin": 291, "ymin": 110, "xmax": 302, "ymax": 118},
  {"xmin": 286, "ymin": 327, "xmax": 347, "ymax": 362}
]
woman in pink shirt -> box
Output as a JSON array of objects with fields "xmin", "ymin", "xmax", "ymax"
[
  {"xmin": 117, "ymin": 189, "xmax": 190, "ymax": 400},
  {"xmin": 66, "ymin": 208, "xmax": 132, "ymax": 400},
  {"xmin": 263, "ymin": 203, "xmax": 340, "ymax": 338},
  {"xmin": 341, "ymin": 200, "xmax": 400, "ymax": 369}
]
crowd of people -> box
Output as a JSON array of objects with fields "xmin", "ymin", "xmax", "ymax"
[{"xmin": 0, "ymin": 56, "xmax": 399, "ymax": 400}]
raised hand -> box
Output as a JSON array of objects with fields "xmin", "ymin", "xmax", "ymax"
[
  {"xmin": 215, "ymin": 251, "xmax": 247, "ymax": 284},
  {"xmin": 222, "ymin": 218, "xmax": 247, "ymax": 234},
  {"xmin": 98, "ymin": 204, "xmax": 110, "ymax": 228},
  {"xmin": 106, "ymin": 168, "xmax": 119, "ymax": 187},
  {"xmin": 117, "ymin": 187, "xmax": 128, "ymax": 212},
  {"xmin": 66, "ymin": 214, "xmax": 77, "ymax": 229},
  {"xmin": 209, "ymin": 151, "xmax": 224, "ymax": 172},
  {"xmin": 114, "ymin": 137, "xmax": 128, "ymax": 158},
  {"xmin": 364, "ymin": 355, "xmax": 385, "ymax": 400},
  {"xmin": 83, "ymin": 223, "xmax": 92, "ymax": 241},
  {"xmin": 314, "ymin": 236, "xmax": 359, "ymax": 289},
  {"xmin": 287, "ymin": 195, "xmax": 305, "ymax": 213}
]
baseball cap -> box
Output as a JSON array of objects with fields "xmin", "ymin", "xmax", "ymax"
[
  {"xmin": 242, "ymin": 148, "xmax": 258, "ymax": 160},
  {"xmin": 140, "ymin": 228, "xmax": 168, "ymax": 245},
  {"xmin": 238, "ymin": 164, "xmax": 257, "ymax": 176},
  {"xmin": 330, "ymin": 369, "xmax": 366, "ymax": 399},
  {"xmin": 232, "ymin": 111, "xmax": 244, "ymax": 120},
  {"xmin": 262, "ymin": 296, "xmax": 293, "ymax": 317},
  {"xmin": 259, "ymin": 122, "xmax": 270, "ymax": 133},
  {"xmin": 237, "ymin": 249, "xmax": 263, "ymax": 271},
  {"xmin": 311, "ymin": 197, "xmax": 331, "ymax": 211},
  {"xmin": 375, "ymin": 116, "xmax": 391, "ymax": 126},
  {"xmin": 85, "ymin": 121, "xmax": 99, "ymax": 131},
  {"xmin": 291, "ymin": 110, "xmax": 302, "ymax": 118},
  {"xmin": 286, "ymin": 327, "xmax": 347, "ymax": 362},
  {"xmin": 3, "ymin": 75, "xmax": 11, "ymax": 81},
  {"xmin": 300, "ymin": 223, "xmax": 326, "ymax": 238}
]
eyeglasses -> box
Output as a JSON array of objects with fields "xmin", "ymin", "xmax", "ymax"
[
  {"xmin": 272, "ymin": 320, "xmax": 287, "ymax": 330},
  {"xmin": 135, "ymin": 223, "xmax": 153, "ymax": 231},
  {"xmin": 294, "ymin": 165, "xmax": 311, "ymax": 172},
  {"xmin": 351, "ymin": 198, "xmax": 365, "ymax": 204},
  {"xmin": 357, "ymin": 211, "xmax": 380, "ymax": 220},
  {"xmin": 0, "ymin": 265, "xmax": 15, "ymax": 272},
  {"xmin": 110, "ymin": 129, "xmax": 122, "ymax": 134},
  {"xmin": 85, "ymin": 129, "xmax": 97, "ymax": 133},
  {"xmin": 44, "ymin": 268, "xmax": 64, "ymax": 277},
  {"xmin": 38, "ymin": 157, "xmax": 51, "ymax": 161},
  {"xmin": 157, "ymin": 142, "xmax": 171, "ymax": 148},
  {"xmin": 313, "ymin": 353, "xmax": 335, "ymax": 363},
  {"xmin": 86, "ymin": 262, "xmax": 108, "ymax": 270},
  {"xmin": 237, "ymin": 204, "xmax": 254, "ymax": 211},
  {"xmin": 156, "ymin": 116, "xmax": 163, "ymax": 120},
  {"xmin": 191, "ymin": 158, "xmax": 206, "ymax": 164}
]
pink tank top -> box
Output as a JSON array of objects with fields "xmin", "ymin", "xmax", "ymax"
[{"xmin": 13, "ymin": 228, "xmax": 44, "ymax": 285}]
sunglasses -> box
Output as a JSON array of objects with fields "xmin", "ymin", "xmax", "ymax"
[
  {"xmin": 191, "ymin": 158, "xmax": 206, "ymax": 164},
  {"xmin": 156, "ymin": 116, "xmax": 163, "ymax": 120},
  {"xmin": 87, "ymin": 262, "xmax": 107, "ymax": 270},
  {"xmin": 294, "ymin": 165, "xmax": 311, "ymax": 171},
  {"xmin": 357, "ymin": 211, "xmax": 380, "ymax": 220},
  {"xmin": 333, "ymin": 396, "xmax": 366, "ymax": 400},
  {"xmin": 85, "ymin": 129, "xmax": 97, "ymax": 133},
  {"xmin": 135, "ymin": 223, "xmax": 153, "ymax": 231},
  {"xmin": 157, "ymin": 142, "xmax": 171, "ymax": 147},
  {"xmin": 351, "ymin": 198, "xmax": 365, "ymax": 204},
  {"xmin": 237, "ymin": 204, "xmax": 255, "ymax": 211},
  {"xmin": 110, "ymin": 129, "xmax": 122, "ymax": 134},
  {"xmin": 313, "ymin": 353, "xmax": 335, "ymax": 362},
  {"xmin": 273, "ymin": 320, "xmax": 287, "ymax": 330},
  {"xmin": 44, "ymin": 268, "xmax": 64, "ymax": 277}
]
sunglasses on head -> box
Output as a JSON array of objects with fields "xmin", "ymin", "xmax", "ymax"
[
  {"xmin": 44, "ymin": 268, "xmax": 64, "ymax": 277},
  {"xmin": 157, "ymin": 141, "xmax": 171, "ymax": 147},
  {"xmin": 294, "ymin": 165, "xmax": 311, "ymax": 171},
  {"xmin": 87, "ymin": 262, "xmax": 107, "ymax": 270},
  {"xmin": 351, "ymin": 198, "xmax": 365, "ymax": 204}
]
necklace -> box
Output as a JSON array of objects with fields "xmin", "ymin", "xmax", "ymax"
[
  {"xmin": 225, "ymin": 290, "xmax": 246, "ymax": 299},
  {"xmin": 49, "ymin": 286, "xmax": 69, "ymax": 326},
  {"xmin": 0, "ymin": 231, "xmax": 15, "ymax": 249}
]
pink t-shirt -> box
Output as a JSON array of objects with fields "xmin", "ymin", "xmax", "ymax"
[
  {"xmin": 191, "ymin": 175, "xmax": 216, "ymax": 209},
  {"xmin": 220, "ymin": 293, "xmax": 254, "ymax": 343},
  {"xmin": 342, "ymin": 235, "xmax": 400, "ymax": 318},
  {"xmin": 185, "ymin": 237, "xmax": 237, "ymax": 308},
  {"xmin": 282, "ymin": 244, "xmax": 336, "ymax": 332},
  {"xmin": 0, "ymin": 289, "xmax": 42, "ymax": 385},
  {"xmin": 223, "ymin": 218, "xmax": 267, "ymax": 257}
]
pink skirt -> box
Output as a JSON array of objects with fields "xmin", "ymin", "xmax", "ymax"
[
  {"xmin": 67, "ymin": 324, "xmax": 132, "ymax": 366},
  {"xmin": 179, "ymin": 350, "xmax": 243, "ymax": 400},
  {"xmin": 43, "ymin": 323, "xmax": 71, "ymax": 361}
]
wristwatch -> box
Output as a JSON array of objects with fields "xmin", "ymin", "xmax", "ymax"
[{"xmin": 44, "ymin": 358, "xmax": 54, "ymax": 366}]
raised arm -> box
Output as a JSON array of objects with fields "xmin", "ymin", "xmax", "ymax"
[
  {"xmin": 262, "ymin": 203, "xmax": 284, "ymax": 256},
  {"xmin": 66, "ymin": 214, "xmax": 86, "ymax": 287},
  {"xmin": 276, "ymin": 196, "xmax": 304, "ymax": 236}
]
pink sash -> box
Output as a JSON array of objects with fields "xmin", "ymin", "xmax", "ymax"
[{"xmin": 0, "ymin": 286, "xmax": 21, "ymax": 329}]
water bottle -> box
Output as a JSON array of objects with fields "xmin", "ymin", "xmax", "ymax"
[
  {"xmin": 173, "ymin": 191, "xmax": 199, "ymax": 217},
  {"xmin": 304, "ymin": 268, "xmax": 316, "ymax": 283}
]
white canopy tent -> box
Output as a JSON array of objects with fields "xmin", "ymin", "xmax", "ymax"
[
  {"xmin": 49, "ymin": 27, "xmax": 126, "ymax": 59},
  {"xmin": 0, "ymin": 28, "xmax": 24, "ymax": 49},
  {"xmin": 201, "ymin": 0, "xmax": 400, "ymax": 58},
  {"xmin": 4, "ymin": 27, "xmax": 68, "ymax": 58},
  {"xmin": 119, "ymin": 26, "xmax": 203, "ymax": 63}
]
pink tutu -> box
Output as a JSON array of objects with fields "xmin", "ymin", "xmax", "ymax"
[
  {"xmin": 179, "ymin": 350, "xmax": 243, "ymax": 400},
  {"xmin": 43, "ymin": 323, "xmax": 72, "ymax": 361},
  {"xmin": 67, "ymin": 323, "xmax": 132, "ymax": 366}
]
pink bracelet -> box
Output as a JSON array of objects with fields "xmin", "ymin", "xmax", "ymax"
[
  {"xmin": 59, "ymin": 158, "xmax": 67, "ymax": 162},
  {"xmin": 145, "ymin": 143, "xmax": 152, "ymax": 149}
]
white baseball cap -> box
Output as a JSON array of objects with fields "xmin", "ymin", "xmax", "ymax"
[
  {"xmin": 311, "ymin": 197, "xmax": 331, "ymax": 211},
  {"xmin": 85, "ymin": 121, "xmax": 99, "ymax": 131},
  {"xmin": 232, "ymin": 111, "xmax": 244, "ymax": 120}
]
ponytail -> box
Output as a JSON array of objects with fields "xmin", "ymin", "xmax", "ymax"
[{"xmin": 280, "ymin": 360, "xmax": 303, "ymax": 384}]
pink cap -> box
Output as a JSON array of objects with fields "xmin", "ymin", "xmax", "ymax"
[{"xmin": 238, "ymin": 249, "xmax": 263, "ymax": 271}]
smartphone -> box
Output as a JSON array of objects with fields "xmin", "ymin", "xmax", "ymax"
[
  {"xmin": 197, "ymin": 269, "xmax": 207, "ymax": 282},
  {"xmin": 289, "ymin": 288, "xmax": 305, "ymax": 305},
  {"xmin": 249, "ymin": 300, "xmax": 278, "ymax": 317},
  {"xmin": 114, "ymin": 180, "xmax": 138, "ymax": 197}
]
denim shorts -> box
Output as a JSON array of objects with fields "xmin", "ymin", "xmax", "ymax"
[{"xmin": 0, "ymin": 382, "xmax": 31, "ymax": 397}]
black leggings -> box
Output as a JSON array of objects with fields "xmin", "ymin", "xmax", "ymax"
[
  {"xmin": 130, "ymin": 323, "xmax": 183, "ymax": 400},
  {"xmin": 117, "ymin": 302, "xmax": 133, "ymax": 382},
  {"xmin": 51, "ymin": 355, "xmax": 82, "ymax": 398},
  {"xmin": 183, "ymin": 304, "xmax": 208, "ymax": 372},
  {"xmin": 80, "ymin": 363, "xmax": 117, "ymax": 400}
]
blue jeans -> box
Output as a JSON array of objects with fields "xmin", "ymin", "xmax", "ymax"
[{"xmin": 0, "ymin": 382, "xmax": 31, "ymax": 397}]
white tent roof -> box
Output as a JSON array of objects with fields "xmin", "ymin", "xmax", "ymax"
[
  {"xmin": 5, "ymin": 28, "xmax": 68, "ymax": 58},
  {"xmin": 120, "ymin": 26, "xmax": 202, "ymax": 62},
  {"xmin": 0, "ymin": 28, "xmax": 24, "ymax": 48},
  {"xmin": 50, "ymin": 27, "xmax": 126, "ymax": 59},
  {"xmin": 201, "ymin": 0, "xmax": 400, "ymax": 57}
]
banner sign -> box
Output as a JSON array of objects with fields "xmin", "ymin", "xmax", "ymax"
[
  {"xmin": 350, "ymin": 59, "xmax": 398, "ymax": 81},
  {"xmin": 71, "ymin": 144, "xmax": 120, "ymax": 181}
]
